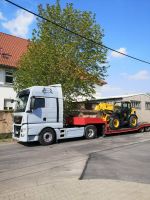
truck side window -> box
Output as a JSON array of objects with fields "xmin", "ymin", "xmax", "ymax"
[{"xmin": 34, "ymin": 98, "xmax": 45, "ymax": 109}]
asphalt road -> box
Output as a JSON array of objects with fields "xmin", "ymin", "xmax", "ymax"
[
  {"xmin": 82, "ymin": 140, "xmax": 150, "ymax": 184},
  {"xmin": 0, "ymin": 131, "xmax": 150, "ymax": 195}
]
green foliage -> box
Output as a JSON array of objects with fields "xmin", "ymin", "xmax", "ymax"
[{"xmin": 14, "ymin": 1, "xmax": 108, "ymax": 113}]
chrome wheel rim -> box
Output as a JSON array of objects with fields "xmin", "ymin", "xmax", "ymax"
[
  {"xmin": 88, "ymin": 129, "xmax": 95, "ymax": 138},
  {"xmin": 43, "ymin": 132, "xmax": 53, "ymax": 142}
]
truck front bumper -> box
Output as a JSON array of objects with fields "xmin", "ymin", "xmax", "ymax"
[
  {"xmin": 13, "ymin": 124, "xmax": 39, "ymax": 142},
  {"xmin": 13, "ymin": 124, "xmax": 28, "ymax": 142}
]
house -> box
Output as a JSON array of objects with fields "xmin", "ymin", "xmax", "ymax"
[
  {"xmin": 0, "ymin": 32, "xmax": 29, "ymax": 110},
  {"xmin": 82, "ymin": 93, "xmax": 150, "ymax": 122}
]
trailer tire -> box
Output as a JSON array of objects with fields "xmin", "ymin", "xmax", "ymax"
[
  {"xmin": 145, "ymin": 127, "xmax": 150, "ymax": 132},
  {"xmin": 39, "ymin": 128, "xmax": 56, "ymax": 145},
  {"xmin": 138, "ymin": 128, "xmax": 145, "ymax": 133},
  {"xmin": 84, "ymin": 125, "xmax": 97, "ymax": 139}
]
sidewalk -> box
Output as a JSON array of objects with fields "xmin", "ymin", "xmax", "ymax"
[{"xmin": 1, "ymin": 179, "xmax": 150, "ymax": 200}]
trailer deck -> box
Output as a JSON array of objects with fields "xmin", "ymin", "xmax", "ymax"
[
  {"xmin": 67, "ymin": 117, "xmax": 150, "ymax": 136},
  {"xmin": 104, "ymin": 122, "xmax": 150, "ymax": 135}
]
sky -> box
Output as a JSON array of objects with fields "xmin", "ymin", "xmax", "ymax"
[{"xmin": 0, "ymin": 0, "xmax": 150, "ymax": 98}]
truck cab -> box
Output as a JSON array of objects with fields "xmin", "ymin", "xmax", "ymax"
[{"xmin": 13, "ymin": 84, "xmax": 64, "ymax": 144}]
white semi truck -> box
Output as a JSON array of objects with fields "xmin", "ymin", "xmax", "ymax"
[
  {"xmin": 13, "ymin": 84, "xmax": 150, "ymax": 145},
  {"xmin": 13, "ymin": 84, "xmax": 99, "ymax": 145}
]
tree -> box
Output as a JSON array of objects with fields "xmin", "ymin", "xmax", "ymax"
[{"xmin": 14, "ymin": 1, "xmax": 108, "ymax": 113}]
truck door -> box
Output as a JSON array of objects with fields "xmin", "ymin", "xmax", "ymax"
[
  {"xmin": 27, "ymin": 97, "xmax": 46, "ymax": 124},
  {"xmin": 27, "ymin": 97, "xmax": 59, "ymax": 124}
]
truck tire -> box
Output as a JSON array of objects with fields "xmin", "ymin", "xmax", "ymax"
[
  {"xmin": 84, "ymin": 125, "xmax": 97, "ymax": 139},
  {"xmin": 129, "ymin": 115, "xmax": 137, "ymax": 128},
  {"xmin": 39, "ymin": 128, "xmax": 56, "ymax": 145},
  {"xmin": 109, "ymin": 116, "xmax": 120, "ymax": 130},
  {"xmin": 139, "ymin": 128, "xmax": 145, "ymax": 133}
]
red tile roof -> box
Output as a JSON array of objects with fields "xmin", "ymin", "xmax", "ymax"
[{"xmin": 0, "ymin": 32, "xmax": 29, "ymax": 68}]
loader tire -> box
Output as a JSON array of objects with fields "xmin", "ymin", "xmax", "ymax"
[
  {"xmin": 129, "ymin": 115, "xmax": 137, "ymax": 128},
  {"xmin": 109, "ymin": 116, "xmax": 120, "ymax": 130}
]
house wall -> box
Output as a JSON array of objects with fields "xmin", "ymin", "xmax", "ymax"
[
  {"xmin": 0, "ymin": 86, "xmax": 16, "ymax": 110},
  {"xmin": 0, "ymin": 67, "xmax": 16, "ymax": 110}
]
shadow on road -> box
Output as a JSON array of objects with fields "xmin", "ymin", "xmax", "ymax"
[
  {"xmin": 18, "ymin": 131, "xmax": 141, "ymax": 147},
  {"xmin": 18, "ymin": 141, "xmax": 41, "ymax": 147}
]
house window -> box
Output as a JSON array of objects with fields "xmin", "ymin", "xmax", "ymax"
[
  {"xmin": 4, "ymin": 99, "xmax": 13, "ymax": 110},
  {"xmin": 5, "ymin": 71, "xmax": 13, "ymax": 84},
  {"xmin": 2, "ymin": 53, "xmax": 11, "ymax": 59},
  {"xmin": 131, "ymin": 101, "xmax": 141, "ymax": 109},
  {"xmin": 145, "ymin": 102, "xmax": 150, "ymax": 110}
]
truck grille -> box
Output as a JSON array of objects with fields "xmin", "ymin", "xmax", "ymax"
[
  {"xmin": 14, "ymin": 116, "xmax": 22, "ymax": 124},
  {"xmin": 14, "ymin": 125, "xmax": 21, "ymax": 138}
]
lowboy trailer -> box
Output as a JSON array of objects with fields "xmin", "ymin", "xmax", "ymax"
[{"xmin": 66, "ymin": 117, "xmax": 150, "ymax": 136}]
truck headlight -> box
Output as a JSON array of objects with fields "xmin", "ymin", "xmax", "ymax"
[{"xmin": 20, "ymin": 126, "xmax": 27, "ymax": 132}]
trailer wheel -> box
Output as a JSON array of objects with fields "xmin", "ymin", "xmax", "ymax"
[
  {"xmin": 145, "ymin": 127, "xmax": 150, "ymax": 132},
  {"xmin": 84, "ymin": 125, "xmax": 97, "ymax": 139},
  {"xmin": 138, "ymin": 128, "xmax": 145, "ymax": 133},
  {"xmin": 39, "ymin": 128, "xmax": 56, "ymax": 145}
]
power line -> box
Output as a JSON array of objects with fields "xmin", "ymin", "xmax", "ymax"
[{"xmin": 3, "ymin": 0, "xmax": 150, "ymax": 65}]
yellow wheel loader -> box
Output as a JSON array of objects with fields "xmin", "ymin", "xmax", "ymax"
[{"xmin": 95, "ymin": 101, "xmax": 138, "ymax": 130}]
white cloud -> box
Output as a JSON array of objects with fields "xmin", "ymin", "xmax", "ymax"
[
  {"xmin": 111, "ymin": 47, "xmax": 127, "ymax": 58},
  {"xmin": 0, "ymin": 11, "xmax": 6, "ymax": 20},
  {"xmin": 2, "ymin": 10, "xmax": 34, "ymax": 38},
  {"xmin": 128, "ymin": 70, "xmax": 150, "ymax": 80}
]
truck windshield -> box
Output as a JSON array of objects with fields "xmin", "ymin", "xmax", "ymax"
[{"xmin": 14, "ymin": 90, "xmax": 30, "ymax": 112}]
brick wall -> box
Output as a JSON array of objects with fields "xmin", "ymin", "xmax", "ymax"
[{"xmin": 0, "ymin": 111, "xmax": 13, "ymax": 134}]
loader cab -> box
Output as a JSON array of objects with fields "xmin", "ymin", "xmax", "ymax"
[
  {"xmin": 114, "ymin": 101, "xmax": 132, "ymax": 116},
  {"xmin": 109, "ymin": 101, "xmax": 137, "ymax": 130}
]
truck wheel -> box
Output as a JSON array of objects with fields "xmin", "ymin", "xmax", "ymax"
[
  {"xmin": 139, "ymin": 128, "xmax": 145, "ymax": 133},
  {"xmin": 129, "ymin": 115, "xmax": 137, "ymax": 128},
  {"xmin": 109, "ymin": 116, "xmax": 120, "ymax": 130},
  {"xmin": 39, "ymin": 128, "xmax": 56, "ymax": 145},
  {"xmin": 84, "ymin": 125, "xmax": 97, "ymax": 139}
]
